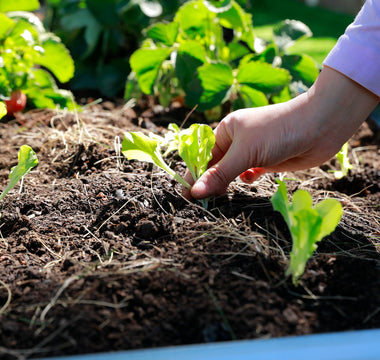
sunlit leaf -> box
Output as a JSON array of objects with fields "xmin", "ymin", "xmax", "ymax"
[
  {"xmin": 0, "ymin": 145, "xmax": 38, "ymax": 202},
  {"xmin": 122, "ymin": 131, "xmax": 190, "ymax": 189},
  {"xmin": 282, "ymin": 54, "xmax": 319, "ymax": 86},
  {"xmin": 273, "ymin": 19, "xmax": 312, "ymax": 52},
  {"xmin": 0, "ymin": 0, "xmax": 39, "ymax": 12},
  {"xmin": 130, "ymin": 48, "xmax": 172, "ymax": 94},
  {"xmin": 34, "ymin": 34, "xmax": 75, "ymax": 83},
  {"xmin": 186, "ymin": 62, "xmax": 234, "ymax": 110},
  {"xmin": 175, "ymin": 41, "xmax": 206, "ymax": 90},
  {"xmin": 271, "ymin": 180, "xmax": 343, "ymax": 285},
  {"xmin": 237, "ymin": 61, "xmax": 291, "ymax": 93},
  {"xmin": 237, "ymin": 85, "xmax": 268, "ymax": 108},
  {"xmin": 147, "ymin": 22, "xmax": 179, "ymax": 46}
]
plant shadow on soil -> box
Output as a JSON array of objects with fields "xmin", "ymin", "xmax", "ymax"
[{"xmin": 0, "ymin": 103, "xmax": 379, "ymax": 359}]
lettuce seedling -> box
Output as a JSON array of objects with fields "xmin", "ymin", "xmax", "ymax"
[
  {"xmin": 270, "ymin": 180, "xmax": 343, "ymax": 285},
  {"xmin": 121, "ymin": 123, "xmax": 215, "ymax": 208},
  {"xmin": 0, "ymin": 145, "xmax": 38, "ymax": 202},
  {"xmin": 121, "ymin": 130, "xmax": 191, "ymax": 189},
  {"xmin": 332, "ymin": 142, "xmax": 353, "ymax": 179}
]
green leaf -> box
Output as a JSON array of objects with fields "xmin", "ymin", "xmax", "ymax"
[
  {"xmin": 291, "ymin": 189, "xmax": 313, "ymax": 213},
  {"xmin": 282, "ymin": 54, "xmax": 319, "ymax": 86},
  {"xmin": 315, "ymin": 199, "xmax": 343, "ymax": 239},
  {"xmin": 28, "ymin": 68, "xmax": 57, "ymax": 88},
  {"xmin": 271, "ymin": 85, "xmax": 292, "ymax": 104},
  {"xmin": 125, "ymin": 71, "xmax": 142, "ymax": 101},
  {"xmin": 0, "ymin": 145, "xmax": 38, "ymax": 202},
  {"xmin": 217, "ymin": 2, "xmax": 255, "ymax": 50},
  {"xmin": 237, "ymin": 85, "xmax": 268, "ymax": 108},
  {"xmin": 0, "ymin": 0, "xmax": 40, "ymax": 12},
  {"xmin": 270, "ymin": 179, "xmax": 291, "ymax": 227},
  {"xmin": 32, "ymin": 35, "xmax": 74, "ymax": 84},
  {"xmin": 147, "ymin": 22, "xmax": 179, "ymax": 46},
  {"xmin": 332, "ymin": 142, "xmax": 353, "ymax": 179},
  {"xmin": 175, "ymin": 1, "xmax": 213, "ymax": 39},
  {"xmin": 186, "ymin": 62, "xmax": 234, "ymax": 110},
  {"xmin": 0, "ymin": 102, "xmax": 6, "ymax": 119},
  {"xmin": 273, "ymin": 19, "xmax": 312, "ymax": 52},
  {"xmin": 271, "ymin": 179, "xmax": 343, "ymax": 285},
  {"xmin": 287, "ymin": 208, "xmax": 322, "ymax": 281},
  {"xmin": 26, "ymin": 87, "xmax": 76, "ymax": 111},
  {"xmin": 237, "ymin": 61, "xmax": 291, "ymax": 93},
  {"xmin": 175, "ymin": 41, "xmax": 206, "ymax": 91},
  {"xmin": 178, "ymin": 123, "xmax": 215, "ymax": 181},
  {"xmin": 0, "ymin": 13, "xmax": 15, "ymax": 39},
  {"xmin": 121, "ymin": 131, "xmax": 190, "ymax": 189},
  {"xmin": 130, "ymin": 48, "xmax": 172, "ymax": 94}
]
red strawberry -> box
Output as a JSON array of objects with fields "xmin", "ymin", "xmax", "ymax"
[
  {"xmin": 239, "ymin": 167, "xmax": 266, "ymax": 183},
  {"xmin": 5, "ymin": 90, "xmax": 27, "ymax": 116}
]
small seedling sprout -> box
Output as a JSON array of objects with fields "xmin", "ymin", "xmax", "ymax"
[{"xmin": 271, "ymin": 179, "xmax": 343, "ymax": 285}]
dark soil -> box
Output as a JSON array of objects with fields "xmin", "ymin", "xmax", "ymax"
[{"xmin": 0, "ymin": 101, "xmax": 379, "ymax": 359}]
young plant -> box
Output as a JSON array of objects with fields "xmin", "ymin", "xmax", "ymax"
[
  {"xmin": 0, "ymin": 145, "xmax": 38, "ymax": 202},
  {"xmin": 121, "ymin": 123, "xmax": 215, "ymax": 208},
  {"xmin": 126, "ymin": 0, "xmax": 319, "ymax": 113},
  {"xmin": 0, "ymin": 101, "xmax": 6, "ymax": 119},
  {"xmin": 270, "ymin": 179, "xmax": 343, "ymax": 286},
  {"xmin": 44, "ymin": 0, "xmax": 182, "ymax": 96},
  {"xmin": 331, "ymin": 142, "xmax": 353, "ymax": 179},
  {"xmin": 0, "ymin": 2, "xmax": 76, "ymax": 115}
]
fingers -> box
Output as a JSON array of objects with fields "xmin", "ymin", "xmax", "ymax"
[
  {"xmin": 191, "ymin": 140, "xmax": 250, "ymax": 199},
  {"xmin": 182, "ymin": 122, "xmax": 232, "ymax": 199}
]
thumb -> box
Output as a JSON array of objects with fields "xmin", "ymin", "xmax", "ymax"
[{"xmin": 191, "ymin": 143, "xmax": 249, "ymax": 199}]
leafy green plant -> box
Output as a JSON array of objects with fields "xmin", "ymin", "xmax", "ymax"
[
  {"xmin": 44, "ymin": 0, "xmax": 184, "ymax": 97},
  {"xmin": 0, "ymin": 145, "xmax": 38, "ymax": 202},
  {"xmin": 121, "ymin": 123, "xmax": 215, "ymax": 208},
  {"xmin": 126, "ymin": 0, "xmax": 319, "ymax": 112},
  {"xmin": 331, "ymin": 142, "xmax": 353, "ymax": 179},
  {"xmin": 0, "ymin": 2, "xmax": 76, "ymax": 114},
  {"xmin": 270, "ymin": 179, "xmax": 343, "ymax": 285},
  {"xmin": 0, "ymin": 101, "xmax": 5, "ymax": 119}
]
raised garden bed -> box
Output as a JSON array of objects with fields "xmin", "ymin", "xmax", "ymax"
[{"xmin": 0, "ymin": 101, "xmax": 379, "ymax": 359}]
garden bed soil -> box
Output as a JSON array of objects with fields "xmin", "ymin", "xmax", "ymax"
[{"xmin": 0, "ymin": 101, "xmax": 379, "ymax": 359}]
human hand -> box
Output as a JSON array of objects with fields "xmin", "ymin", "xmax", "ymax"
[{"xmin": 184, "ymin": 66, "xmax": 378, "ymax": 199}]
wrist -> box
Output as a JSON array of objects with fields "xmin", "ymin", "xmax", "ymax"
[{"xmin": 306, "ymin": 66, "xmax": 378, "ymax": 150}]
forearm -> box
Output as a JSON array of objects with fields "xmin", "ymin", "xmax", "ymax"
[
  {"xmin": 305, "ymin": 66, "xmax": 378, "ymax": 154},
  {"xmin": 189, "ymin": 66, "xmax": 378, "ymax": 199}
]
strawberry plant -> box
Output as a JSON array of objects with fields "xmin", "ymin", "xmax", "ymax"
[
  {"xmin": 0, "ymin": 2, "xmax": 76, "ymax": 116},
  {"xmin": 44, "ymin": 0, "xmax": 184, "ymax": 97},
  {"xmin": 126, "ymin": 0, "xmax": 319, "ymax": 112},
  {"xmin": 0, "ymin": 145, "xmax": 38, "ymax": 202},
  {"xmin": 122, "ymin": 123, "xmax": 215, "ymax": 208},
  {"xmin": 271, "ymin": 179, "xmax": 343, "ymax": 285}
]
